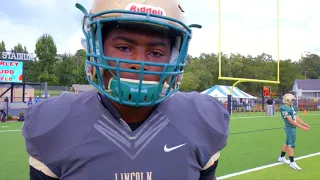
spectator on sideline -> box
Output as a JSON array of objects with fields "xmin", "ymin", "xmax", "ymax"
[
  {"xmin": 3, "ymin": 96, "xmax": 8, "ymax": 116},
  {"xmin": 246, "ymin": 98, "xmax": 251, "ymax": 111},
  {"xmin": 4, "ymin": 96, "xmax": 8, "ymax": 103},
  {"xmin": 27, "ymin": 97, "xmax": 33, "ymax": 106},
  {"xmin": 35, "ymin": 96, "xmax": 41, "ymax": 103},
  {"xmin": 0, "ymin": 109, "xmax": 6, "ymax": 122},
  {"xmin": 272, "ymin": 98, "xmax": 276, "ymax": 115},
  {"xmin": 266, "ymin": 97, "xmax": 273, "ymax": 116}
]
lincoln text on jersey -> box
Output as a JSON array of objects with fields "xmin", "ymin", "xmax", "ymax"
[{"xmin": 114, "ymin": 171, "xmax": 152, "ymax": 180}]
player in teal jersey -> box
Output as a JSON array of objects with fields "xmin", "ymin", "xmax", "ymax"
[{"xmin": 278, "ymin": 93, "xmax": 310, "ymax": 170}]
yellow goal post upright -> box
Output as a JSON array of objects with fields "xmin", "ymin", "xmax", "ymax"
[{"xmin": 217, "ymin": 0, "xmax": 281, "ymax": 114}]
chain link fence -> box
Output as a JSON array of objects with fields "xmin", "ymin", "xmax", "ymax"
[{"xmin": 226, "ymin": 98, "xmax": 320, "ymax": 113}]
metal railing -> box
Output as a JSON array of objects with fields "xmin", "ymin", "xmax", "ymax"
[{"xmin": 223, "ymin": 98, "xmax": 320, "ymax": 112}]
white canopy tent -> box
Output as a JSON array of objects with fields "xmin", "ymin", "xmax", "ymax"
[{"xmin": 201, "ymin": 85, "xmax": 257, "ymax": 102}]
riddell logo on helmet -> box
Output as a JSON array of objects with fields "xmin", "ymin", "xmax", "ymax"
[{"xmin": 125, "ymin": 3, "xmax": 166, "ymax": 16}]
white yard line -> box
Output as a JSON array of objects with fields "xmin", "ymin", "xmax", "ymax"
[
  {"xmin": 0, "ymin": 129, "xmax": 21, "ymax": 132},
  {"xmin": 217, "ymin": 152, "xmax": 320, "ymax": 180},
  {"xmin": 231, "ymin": 113, "xmax": 320, "ymax": 119}
]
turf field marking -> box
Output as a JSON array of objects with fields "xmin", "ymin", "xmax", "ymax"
[
  {"xmin": 1, "ymin": 126, "xmax": 9, "ymax": 128},
  {"xmin": 231, "ymin": 113, "xmax": 320, "ymax": 119},
  {"xmin": 217, "ymin": 152, "xmax": 320, "ymax": 180},
  {"xmin": 0, "ymin": 130, "xmax": 21, "ymax": 133}
]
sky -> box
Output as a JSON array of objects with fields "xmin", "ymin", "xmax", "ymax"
[{"xmin": 0, "ymin": 0, "xmax": 319, "ymax": 61}]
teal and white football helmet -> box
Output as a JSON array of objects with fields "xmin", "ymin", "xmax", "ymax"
[{"xmin": 76, "ymin": 0, "xmax": 201, "ymax": 107}]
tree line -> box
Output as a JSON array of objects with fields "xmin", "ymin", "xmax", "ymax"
[
  {"xmin": 180, "ymin": 52, "xmax": 320, "ymax": 96},
  {"xmin": 1, "ymin": 34, "xmax": 319, "ymax": 96}
]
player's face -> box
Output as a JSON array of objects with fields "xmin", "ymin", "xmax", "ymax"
[{"xmin": 102, "ymin": 27, "xmax": 172, "ymax": 83}]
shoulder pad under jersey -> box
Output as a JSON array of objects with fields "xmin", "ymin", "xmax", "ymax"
[
  {"xmin": 280, "ymin": 105, "xmax": 293, "ymax": 113},
  {"xmin": 159, "ymin": 92, "xmax": 230, "ymax": 166},
  {"xmin": 22, "ymin": 90, "xmax": 103, "ymax": 164}
]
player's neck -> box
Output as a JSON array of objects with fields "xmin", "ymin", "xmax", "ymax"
[{"xmin": 112, "ymin": 101, "xmax": 155, "ymax": 123}]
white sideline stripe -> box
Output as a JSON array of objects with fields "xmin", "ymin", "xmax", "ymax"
[
  {"xmin": 231, "ymin": 114, "xmax": 320, "ymax": 119},
  {"xmin": 0, "ymin": 129, "xmax": 21, "ymax": 133},
  {"xmin": 217, "ymin": 152, "xmax": 320, "ymax": 180}
]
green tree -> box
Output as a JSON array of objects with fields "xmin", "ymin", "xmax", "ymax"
[
  {"xmin": 180, "ymin": 52, "xmax": 311, "ymax": 95},
  {"xmin": 72, "ymin": 49, "xmax": 87, "ymax": 84},
  {"xmin": 0, "ymin": 40, "xmax": 6, "ymax": 52},
  {"xmin": 54, "ymin": 53, "xmax": 73, "ymax": 86},
  {"xmin": 299, "ymin": 53, "xmax": 320, "ymax": 79},
  {"xmin": 35, "ymin": 34, "xmax": 58, "ymax": 85},
  {"xmin": 54, "ymin": 49, "xmax": 88, "ymax": 86},
  {"xmin": 13, "ymin": 43, "xmax": 24, "ymax": 53},
  {"xmin": 277, "ymin": 59, "xmax": 304, "ymax": 94}
]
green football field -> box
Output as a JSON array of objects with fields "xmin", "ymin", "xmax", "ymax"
[
  {"xmin": 217, "ymin": 112, "xmax": 320, "ymax": 180},
  {"xmin": 0, "ymin": 111, "xmax": 319, "ymax": 179}
]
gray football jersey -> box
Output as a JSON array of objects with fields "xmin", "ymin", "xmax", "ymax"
[{"xmin": 22, "ymin": 90, "xmax": 230, "ymax": 180}]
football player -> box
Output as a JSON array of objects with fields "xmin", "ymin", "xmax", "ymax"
[
  {"xmin": 22, "ymin": 0, "xmax": 230, "ymax": 179},
  {"xmin": 278, "ymin": 93, "xmax": 310, "ymax": 170}
]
